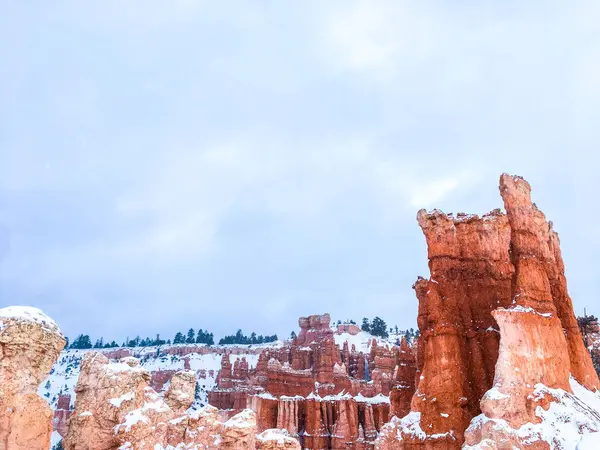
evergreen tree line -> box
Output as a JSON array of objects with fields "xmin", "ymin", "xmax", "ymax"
[
  {"xmin": 360, "ymin": 316, "xmax": 390, "ymax": 338},
  {"xmin": 173, "ymin": 328, "xmax": 214, "ymax": 345},
  {"xmin": 359, "ymin": 316, "xmax": 420, "ymax": 342},
  {"xmin": 66, "ymin": 326, "xmax": 278, "ymax": 349},
  {"xmin": 218, "ymin": 329, "xmax": 278, "ymax": 345}
]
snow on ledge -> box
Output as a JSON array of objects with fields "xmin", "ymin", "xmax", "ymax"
[
  {"xmin": 0, "ymin": 306, "xmax": 61, "ymax": 334},
  {"xmin": 496, "ymin": 305, "xmax": 553, "ymax": 318},
  {"xmin": 257, "ymin": 428, "xmax": 297, "ymax": 443},
  {"xmin": 355, "ymin": 393, "xmax": 391, "ymax": 404},
  {"xmin": 464, "ymin": 377, "xmax": 600, "ymax": 449}
]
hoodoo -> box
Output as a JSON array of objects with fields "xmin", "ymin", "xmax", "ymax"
[
  {"xmin": 209, "ymin": 313, "xmax": 415, "ymax": 449},
  {"xmin": 375, "ymin": 174, "xmax": 600, "ymax": 449},
  {"xmin": 0, "ymin": 306, "xmax": 65, "ymax": 450}
]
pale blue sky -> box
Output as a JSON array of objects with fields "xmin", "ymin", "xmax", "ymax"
[{"xmin": 1, "ymin": 1, "xmax": 599, "ymax": 342}]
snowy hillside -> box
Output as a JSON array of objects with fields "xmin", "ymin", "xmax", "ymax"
[
  {"xmin": 40, "ymin": 342, "xmax": 281, "ymax": 412},
  {"xmin": 40, "ymin": 329, "xmax": 390, "ymax": 413}
]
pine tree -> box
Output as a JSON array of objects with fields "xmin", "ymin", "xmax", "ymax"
[
  {"xmin": 370, "ymin": 317, "xmax": 389, "ymax": 338},
  {"xmin": 174, "ymin": 332, "xmax": 184, "ymax": 344},
  {"xmin": 186, "ymin": 328, "xmax": 195, "ymax": 344},
  {"xmin": 70, "ymin": 334, "xmax": 92, "ymax": 349},
  {"xmin": 361, "ymin": 318, "xmax": 371, "ymax": 332},
  {"xmin": 290, "ymin": 331, "xmax": 297, "ymax": 340}
]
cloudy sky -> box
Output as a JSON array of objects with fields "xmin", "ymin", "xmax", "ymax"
[{"xmin": 1, "ymin": 1, "xmax": 599, "ymax": 343}]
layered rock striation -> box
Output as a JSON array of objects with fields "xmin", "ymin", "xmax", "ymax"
[
  {"xmin": 375, "ymin": 174, "xmax": 600, "ymax": 450},
  {"xmin": 209, "ymin": 314, "xmax": 416, "ymax": 449}
]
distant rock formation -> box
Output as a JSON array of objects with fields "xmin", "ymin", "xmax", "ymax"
[
  {"xmin": 209, "ymin": 313, "xmax": 416, "ymax": 449},
  {"xmin": 375, "ymin": 174, "xmax": 600, "ymax": 449},
  {"xmin": 53, "ymin": 394, "xmax": 73, "ymax": 439},
  {"xmin": 579, "ymin": 314, "xmax": 600, "ymax": 377},
  {"xmin": 0, "ymin": 306, "xmax": 65, "ymax": 450}
]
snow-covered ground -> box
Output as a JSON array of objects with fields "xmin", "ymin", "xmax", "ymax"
[
  {"xmin": 40, "ymin": 329, "xmax": 390, "ymax": 413},
  {"xmin": 40, "ymin": 343, "xmax": 280, "ymax": 412},
  {"xmin": 464, "ymin": 377, "xmax": 600, "ymax": 450}
]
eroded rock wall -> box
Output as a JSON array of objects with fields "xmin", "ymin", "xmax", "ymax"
[
  {"xmin": 0, "ymin": 306, "xmax": 65, "ymax": 450},
  {"xmin": 376, "ymin": 174, "xmax": 600, "ymax": 450},
  {"xmin": 62, "ymin": 351, "xmax": 299, "ymax": 449}
]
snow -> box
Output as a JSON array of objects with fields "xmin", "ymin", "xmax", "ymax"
[
  {"xmin": 50, "ymin": 430, "xmax": 62, "ymax": 449},
  {"xmin": 257, "ymin": 392, "xmax": 277, "ymax": 400},
  {"xmin": 41, "ymin": 344, "xmax": 269, "ymax": 412},
  {"xmin": 224, "ymin": 409, "xmax": 255, "ymax": 429},
  {"xmin": 578, "ymin": 432, "xmax": 600, "ymax": 449},
  {"xmin": 464, "ymin": 377, "xmax": 600, "ymax": 449},
  {"xmin": 257, "ymin": 428, "xmax": 296, "ymax": 444},
  {"xmin": 110, "ymin": 392, "xmax": 135, "ymax": 407},
  {"xmin": 397, "ymin": 411, "xmax": 426, "ymax": 440},
  {"xmin": 116, "ymin": 408, "xmax": 150, "ymax": 433},
  {"xmin": 497, "ymin": 305, "xmax": 553, "ymax": 318},
  {"xmin": 334, "ymin": 331, "xmax": 374, "ymax": 351},
  {"xmin": 0, "ymin": 306, "xmax": 61, "ymax": 334},
  {"xmin": 355, "ymin": 393, "xmax": 390, "ymax": 404},
  {"xmin": 482, "ymin": 386, "xmax": 510, "ymax": 401}
]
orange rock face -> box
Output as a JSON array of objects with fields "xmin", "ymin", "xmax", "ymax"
[
  {"xmin": 406, "ymin": 208, "xmax": 514, "ymax": 447},
  {"xmin": 63, "ymin": 353, "xmax": 173, "ymax": 449},
  {"xmin": 463, "ymin": 175, "xmax": 600, "ymax": 448},
  {"xmin": 0, "ymin": 306, "xmax": 65, "ymax": 450},
  {"xmin": 61, "ymin": 351, "xmax": 297, "ymax": 449},
  {"xmin": 209, "ymin": 313, "xmax": 413, "ymax": 450},
  {"xmin": 164, "ymin": 369, "xmax": 197, "ymax": 414},
  {"xmin": 376, "ymin": 174, "xmax": 599, "ymax": 450}
]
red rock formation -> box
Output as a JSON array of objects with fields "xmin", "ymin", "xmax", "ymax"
[
  {"xmin": 375, "ymin": 174, "xmax": 600, "ymax": 450},
  {"xmin": 257, "ymin": 429, "xmax": 302, "ymax": 449},
  {"xmin": 63, "ymin": 353, "xmax": 173, "ymax": 449},
  {"xmin": 303, "ymin": 394, "xmax": 331, "ymax": 449},
  {"xmin": 0, "ymin": 306, "xmax": 65, "ymax": 450},
  {"xmin": 463, "ymin": 175, "xmax": 600, "ymax": 448},
  {"xmin": 337, "ymin": 323, "xmax": 362, "ymax": 335},
  {"xmin": 209, "ymin": 313, "xmax": 406, "ymax": 450},
  {"xmin": 221, "ymin": 409, "xmax": 257, "ymax": 449},
  {"xmin": 579, "ymin": 315, "xmax": 600, "ymax": 377},
  {"xmin": 150, "ymin": 369, "xmax": 178, "ymax": 392},
  {"xmin": 389, "ymin": 338, "xmax": 415, "ymax": 419},
  {"xmin": 331, "ymin": 396, "xmax": 359, "ymax": 449},
  {"xmin": 165, "ymin": 370, "xmax": 196, "ymax": 414},
  {"xmin": 62, "ymin": 351, "xmax": 299, "ymax": 449},
  {"xmin": 401, "ymin": 208, "xmax": 514, "ymax": 447},
  {"xmin": 53, "ymin": 394, "xmax": 73, "ymax": 438}
]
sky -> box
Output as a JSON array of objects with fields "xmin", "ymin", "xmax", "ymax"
[{"xmin": 1, "ymin": 1, "xmax": 599, "ymax": 343}]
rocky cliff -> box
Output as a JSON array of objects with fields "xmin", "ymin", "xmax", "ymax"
[
  {"xmin": 0, "ymin": 306, "xmax": 65, "ymax": 450},
  {"xmin": 375, "ymin": 174, "xmax": 600, "ymax": 450},
  {"xmin": 209, "ymin": 313, "xmax": 415, "ymax": 450}
]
